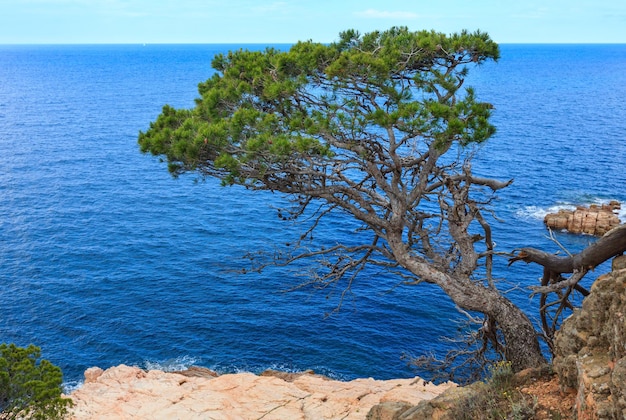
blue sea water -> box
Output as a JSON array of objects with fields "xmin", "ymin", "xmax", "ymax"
[{"xmin": 1, "ymin": 43, "xmax": 625, "ymax": 386}]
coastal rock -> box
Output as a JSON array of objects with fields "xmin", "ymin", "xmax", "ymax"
[
  {"xmin": 371, "ymin": 382, "xmax": 490, "ymax": 420},
  {"xmin": 172, "ymin": 365, "xmax": 219, "ymax": 378},
  {"xmin": 544, "ymin": 201, "xmax": 621, "ymax": 236},
  {"xmin": 68, "ymin": 365, "xmax": 455, "ymax": 420},
  {"xmin": 84, "ymin": 366, "xmax": 104, "ymax": 383},
  {"xmin": 552, "ymin": 260, "xmax": 626, "ymax": 419}
]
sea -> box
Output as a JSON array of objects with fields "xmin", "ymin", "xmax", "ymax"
[{"xmin": 1, "ymin": 43, "xmax": 625, "ymax": 388}]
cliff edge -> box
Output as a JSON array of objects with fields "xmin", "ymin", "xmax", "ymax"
[
  {"xmin": 68, "ymin": 365, "xmax": 455, "ymax": 419},
  {"xmin": 553, "ymin": 256, "xmax": 626, "ymax": 419}
]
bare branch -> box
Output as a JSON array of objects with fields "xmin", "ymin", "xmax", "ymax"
[
  {"xmin": 529, "ymin": 269, "xmax": 588, "ymax": 297},
  {"xmin": 510, "ymin": 224, "xmax": 626, "ymax": 273},
  {"xmin": 545, "ymin": 228, "xmax": 574, "ymax": 258}
]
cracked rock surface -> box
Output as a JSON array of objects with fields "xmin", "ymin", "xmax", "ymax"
[{"xmin": 68, "ymin": 365, "xmax": 455, "ymax": 419}]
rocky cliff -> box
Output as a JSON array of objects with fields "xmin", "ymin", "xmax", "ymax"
[
  {"xmin": 553, "ymin": 255, "xmax": 626, "ymax": 419},
  {"xmin": 68, "ymin": 365, "xmax": 455, "ymax": 419}
]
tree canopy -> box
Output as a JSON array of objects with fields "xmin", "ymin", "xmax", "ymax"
[
  {"xmin": 139, "ymin": 27, "xmax": 548, "ymax": 379},
  {"xmin": 0, "ymin": 343, "xmax": 72, "ymax": 420},
  {"xmin": 140, "ymin": 27, "xmax": 499, "ymax": 182}
]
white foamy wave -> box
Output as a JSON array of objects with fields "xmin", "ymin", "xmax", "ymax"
[
  {"xmin": 62, "ymin": 379, "xmax": 84, "ymax": 394},
  {"xmin": 143, "ymin": 355, "xmax": 200, "ymax": 372},
  {"xmin": 207, "ymin": 362, "xmax": 296, "ymax": 376},
  {"xmin": 260, "ymin": 362, "xmax": 345, "ymax": 380},
  {"xmin": 516, "ymin": 204, "xmax": 576, "ymax": 221},
  {"xmin": 517, "ymin": 199, "xmax": 625, "ymax": 222},
  {"xmin": 205, "ymin": 362, "xmax": 346, "ymax": 381}
]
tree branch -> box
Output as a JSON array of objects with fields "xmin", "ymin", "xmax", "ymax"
[
  {"xmin": 509, "ymin": 224, "xmax": 626, "ymax": 273},
  {"xmin": 529, "ymin": 269, "xmax": 588, "ymax": 297}
]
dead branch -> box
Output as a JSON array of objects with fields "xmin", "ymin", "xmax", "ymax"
[
  {"xmin": 529, "ymin": 269, "xmax": 588, "ymax": 296},
  {"xmin": 509, "ymin": 223, "xmax": 626, "ymax": 273},
  {"xmin": 510, "ymin": 224, "xmax": 626, "ymax": 355}
]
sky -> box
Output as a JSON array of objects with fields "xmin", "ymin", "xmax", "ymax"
[{"xmin": 0, "ymin": 0, "xmax": 625, "ymax": 44}]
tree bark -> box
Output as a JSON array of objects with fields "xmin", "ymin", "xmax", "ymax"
[
  {"xmin": 438, "ymin": 276, "xmax": 547, "ymax": 372},
  {"xmin": 511, "ymin": 224, "xmax": 626, "ymax": 273},
  {"xmin": 488, "ymin": 291, "xmax": 547, "ymax": 371},
  {"xmin": 393, "ymin": 242, "xmax": 547, "ymax": 372}
]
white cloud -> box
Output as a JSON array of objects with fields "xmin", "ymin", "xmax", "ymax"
[{"xmin": 355, "ymin": 9, "xmax": 419, "ymax": 19}]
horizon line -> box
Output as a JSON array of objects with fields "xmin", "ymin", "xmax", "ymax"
[{"xmin": 2, "ymin": 41, "xmax": 626, "ymax": 46}]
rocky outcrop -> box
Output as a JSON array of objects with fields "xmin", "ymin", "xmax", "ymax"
[
  {"xmin": 552, "ymin": 256, "xmax": 626, "ymax": 419},
  {"xmin": 544, "ymin": 201, "xmax": 621, "ymax": 236},
  {"xmin": 68, "ymin": 365, "xmax": 456, "ymax": 420},
  {"xmin": 367, "ymin": 381, "xmax": 490, "ymax": 420}
]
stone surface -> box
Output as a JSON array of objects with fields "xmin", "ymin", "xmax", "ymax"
[
  {"xmin": 390, "ymin": 382, "xmax": 489, "ymax": 420},
  {"xmin": 544, "ymin": 201, "xmax": 621, "ymax": 236},
  {"xmin": 365, "ymin": 401, "xmax": 413, "ymax": 420},
  {"xmin": 553, "ymin": 262, "xmax": 626, "ymax": 419},
  {"xmin": 68, "ymin": 365, "xmax": 455, "ymax": 420}
]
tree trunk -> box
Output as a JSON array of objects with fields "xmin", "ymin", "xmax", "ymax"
[
  {"xmin": 488, "ymin": 291, "xmax": 547, "ymax": 371},
  {"xmin": 394, "ymin": 245, "xmax": 547, "ymax": 372},
  {"xmin": 439, "ymin": 277, "xmax": 547, "ymax": 372}
]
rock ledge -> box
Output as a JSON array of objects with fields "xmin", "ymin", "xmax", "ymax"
[{"xmin": 68, "ymin": 365, "xmax": 455, "ymax": 419}]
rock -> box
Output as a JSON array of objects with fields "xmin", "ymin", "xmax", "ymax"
[
  {"xmin": 68, "ymin": 365, "xmax": 456, "ymax": 420},
  {"xmin": 172, "ymin": 365, "xmax": 218, "ymax": 378},
  {"xmin": 553, "ymin": 261, "xmax": 626, "ymax": 419},
  {"xmin": 384, "ymin": 382, "xmax": 489, "ymax": 420},
  {"xmin": 259, "ymin": 368, "xmax": 321, "ymax": 382},
  {"xmin": 83, "ymin": 367, "xmax": 104, "ymax": 383},
  {"xmin": 613, "ymin": 255, "xmax": 626, "ymax": 271},
  {"xmin": 544, "ymin": 201, "xmax": 621, "ymax": 236},
  {"xmin": 365, "ymin": 401, "xmax": 413, "ymax": 419},
  {"xmin": 611, "ymin": 358, "xmax": 626, "ymax": 418}
]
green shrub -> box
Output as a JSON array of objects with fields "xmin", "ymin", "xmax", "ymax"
[
  {"xmin": 0, "ymin": 343, "xmax": 72, "ymax": 419},
  {"xmin": 488, "ymin": 360, "xmax": 514, "ymax": 391}
]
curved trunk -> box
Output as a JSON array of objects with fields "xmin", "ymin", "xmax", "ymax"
[
  {"xmin": 440, "ymin": 277, "xmax": 547, "ymax": 372},
  {"xmin": 487, "ymin": 290, "xmax": 548, "ymax": 371},
  {"xmin": 392, "ymin": 244, "xmax": 547, "ymax": 372}
]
